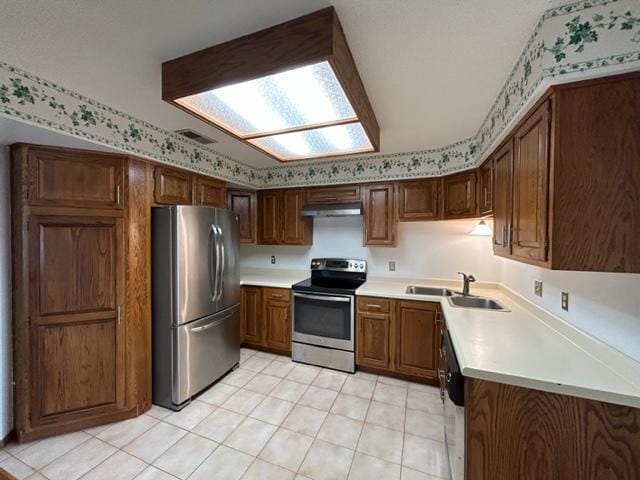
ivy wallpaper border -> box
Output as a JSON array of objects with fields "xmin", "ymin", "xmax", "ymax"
[{"xmin": 0, "ymin": 0, "xmax": 639, "ymax": 189}]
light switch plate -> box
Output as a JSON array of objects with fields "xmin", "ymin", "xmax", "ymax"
[
  {"xmin": 534, "ymin": 280, "xmax": 543, "ymax": 297},
  {"xmin": 270, "ymin": 255, "xmax": 276, "ymax": 264},
  {"xmin": 388, "ymin": 261, "xmax": 396, "ymax": 271},
  {"xmin": 561, "ymin": 291, "xmax": 569, "ymax": 311}
]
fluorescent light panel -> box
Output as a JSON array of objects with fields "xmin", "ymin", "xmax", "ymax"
[{"xmin": 175, "ymin": 61, "xmax": 373, "ymax": 160}]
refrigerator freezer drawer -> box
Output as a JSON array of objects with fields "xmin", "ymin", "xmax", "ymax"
[{"xmin": 172, "ymin": 305, "xmax": 240, "ymax": 407}]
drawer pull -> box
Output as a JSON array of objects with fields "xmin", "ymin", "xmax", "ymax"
[
  {"xmin": 365, "ymin": 304, "xmax": 382, "ymax": 309},
  {"xmin": 271, "ymin": 294, "xmax": 283, "ymax": 298}
]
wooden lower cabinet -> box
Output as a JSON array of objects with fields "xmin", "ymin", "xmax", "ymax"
[
  {"xmin": 356, "ymin": 296, "xmax": 439, "ymax": 382},
  {"xmin": 240, "ymin": 286, "xmax": 291, "ymax": 353},
  {"xmin": 466, "ymin": 378, "xmax": 640, "ymax": 479}
]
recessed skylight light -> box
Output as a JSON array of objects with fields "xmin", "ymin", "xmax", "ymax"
[{"xmin": 162, "ymin": 7, "xmax": 379, "ymax": 162}]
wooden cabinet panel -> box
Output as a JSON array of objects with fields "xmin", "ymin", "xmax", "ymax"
[
  {"xmin": 153, "ymin": 166, "xmax": 193, "ymax": 205},
  {"xmin": 442, "ymin": 171, "xmax": 477, "ymax": 218},
  {"xmin": 394, "ymin": 301, "xmax": 438, "ymax": 379},
  {"xmin": 356, "ymin": 311, "xmax": 391, "ymax": 370},
  {"xmin": 512, "ymin": 101, "xmax": 550, "ymax": 264},
  {"xmin": 363, "ymin": 183, "xmax": 397, "ymax": 246},
  {"xmin": 478, "ymin": 160, "xmax": 493, "ymax": 216},
  {"xmin": 398, "ymin": 179, "xmax": 439, "ymax": 221},
  {"xmin": 29, "ymin": 215, "xmax": 125, "ymax": 426},
  {"xmin": 40, "ymin": 320, "xmax": 118, "ymax": 416},
  {"xmin": 305, "ymin": 184, "xmax": 361, "ymax": 204},
  {"xmin": 282, "ymin": 189, "xmax": 312, "ymax": 245},
  {"xmin": 257, "ymin": 190, "xmax": 282, "ymax": 244},
  {"xmin": 194, "ymin": 176, "xmax": 225, "ymax": 207},
  {"xmin": 227, "ymin": 189, "xmax": 257, "ymax": 244},
  {"xmin": 263, "ymin": 288, "xmax": 291, "ymax": 352},
  {"xmin": 26, "ymin": 148, "xmax": 124, "ymax": 209},
  {"xmin": 492, "ymin": 141, "xmax": 514, "ymax": 256},
  {"xmin": 466, "ymin": 378, "xmax": 640, "ymax": 480},
  {"xmin": 240, "ymin": 286, "xmax": 264, "ymax": 346},
  {"xmin": 356, "ymin": 296, "xmax": 390, "ymax": 314}
]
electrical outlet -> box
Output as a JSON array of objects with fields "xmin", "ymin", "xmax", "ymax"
[
  {"xmin": 534, "ymin": 280, "xmax": 543, "ymax": 297},
  {"xmin": 388, "ymin": 261, "xmax": 396, "ymax": 271},
  {"xmin": 561, "ymin": 291, "xmax": 569, "ymax": 311},
  {"xmin": 270, "ymin": 255, "xmax": 276, "ymax": 265}
]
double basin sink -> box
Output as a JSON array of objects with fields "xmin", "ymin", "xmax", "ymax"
[{"xmin": 405, "ymin": 285, "xmax": 508, "ymax": 311}]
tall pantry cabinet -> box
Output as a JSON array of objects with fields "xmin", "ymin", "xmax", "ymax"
[{"xmin": 10, "ymin": 145, "xmax": 146, "ymax": 441}]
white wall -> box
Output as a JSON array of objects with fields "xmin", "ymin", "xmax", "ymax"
[
  {"xmin": 0, "ymin": 146, "xmax": 12, "ymax": 439},
  {"xmin": 240, "ymin": 216, "xmax": 500, "ymax": 280},
  {"xmin": 497, "ymin": 258, "xmax": 640, "ymax": 362}
]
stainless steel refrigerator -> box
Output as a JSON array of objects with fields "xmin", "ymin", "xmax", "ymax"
[{"xmin": 152, "ymin": 206, "xmax": 240, "ymax": 410}]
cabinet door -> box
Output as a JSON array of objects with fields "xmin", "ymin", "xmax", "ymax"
[
  {"xmin": 153, "ymin": 166, "xmax": 193, "ymax": 205},
  {"xmin": 194, "ymin": 177, "xmax": 225, "ymax": 207},
  {"xmin": 492, "ymin": 141, "xmax": 514, "ymax": 256},
  {"xmin": 257, "ymin": 190, "xmax": 282, "ymax": 245},
  {"xmin": 363, "ymin": 183, "xmax": 397, "ymax": 246},
  {"xmin": 356, "ymin": 311, "xmax": 391, "ymax": 370},
  {"xmin": 26, "ymin": 148, "xmax": 124, "ymax": 209},
  {"xmin": 478, "ymin": 160, "xmax": 493, "ymax": 216},
  {"xmin": 398, "ymin": 179, "xmax": 439, "ymax": 221},
  {"xmin": 282, "ymin": 189, "xmax": 312, "ymax": 245},
  {"xmin": 512, "ymin": 101, "xmax": 550, "ymax": 263},
  {"xmin": 395, "ymin": 301, "xmax": 438, "ymax": 379},
  {"xmin": 305, "ymin": 184, "xmax": 361, "ymax": 204},
  {"xmin": 240, "ymin": 286, "xmax": 264, "ymax": 346},
  {"xmin": 442, "ymin": 171, "xmax": 477, "ymax": 218},
  {"xmin": 227, "ymin": 190, "xmax": 257, "ymax": 244},
  {"xmin": 263, "ymin": 289, "xmax": 291, "ymax": 352},
  {"xmin": 28, "ymin": 215, "xmax": 125, "ymax": 427}
]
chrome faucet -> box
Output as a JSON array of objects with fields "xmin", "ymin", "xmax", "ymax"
[{"xmin": 457, "ymin": 272, "xmax": 476, "ymax": 296}]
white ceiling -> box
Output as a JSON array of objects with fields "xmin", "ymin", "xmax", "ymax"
[{"xmin": 0, "ymin": 0, "xmax": 567, "ymax": 168}]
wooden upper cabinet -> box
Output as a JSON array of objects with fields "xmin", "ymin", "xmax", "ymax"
[
  {"xmin": 258, "ymin": 190, "xmax": 282, "ymax": 245},
  {"xmin": 398, "ymin": 179, "xmax": 439, "ymax": 221},
  {"xmin": 28, "ymin": 215, "xmax": 125, "ymax": 429},
  {"xmin": 492, "ymin": 141, "xmax": 514, "ymax": 256},
  {"xmin": 478, "ymin": 160, "xmax": 493, "ymax": 216},
  {"xmin": 512, "ymin": 101, "xmax": 550, "ymax": 264},
  {"xmin": 441, "ymin": 171, "xmax": 477, "ymax": 219},
  {"xmin": 194, "ymin": 176, "xmax": 225, "ymax": 207},
  {"xmin": 394, "ymin": 301, "xmax": 438, "ymax": 379},
  {"xmin": 153, "ymin": 166, "xmax": 193, "ymax": 205},
  {"xmin": 282, "ymin": 189, "xmax": 312, "ymax": 245},
  {"xmin": 227, "ymin": 189, "xmax": 257, "ymax": 244},
  {"xmin": 240, "ymin": 286, "xmax": 264, "ymax": 346},
  {"xmin": 305, "ymin": 184, "xmax": 361, "ymax": 204},
  {"xmin": 363, "ymin": 182, "xmax": 397, "ymax": 246},
  {"xmin": 22, "ymin": 146, "xmax": 125, "ymax": 209},
  {"xmin": 257, "ymin": 189, "xmax": 312, "ymax": 245}
]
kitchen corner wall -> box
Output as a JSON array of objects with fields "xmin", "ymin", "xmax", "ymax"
[
  {"xmin": 240, "ymin": 217, "xmax": 500, "ymax": 280},
  {"xmin": 0, "ymin": 146, "xmax": 12, "ymax": 440},
  {"xmin": 497, "ymin": 259, "xmax": 640, "ymax": 363}
]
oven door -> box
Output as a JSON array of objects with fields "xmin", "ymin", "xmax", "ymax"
[{"xmin": 292, "ymin": 291, "xmax": 354, "ymax": 351}]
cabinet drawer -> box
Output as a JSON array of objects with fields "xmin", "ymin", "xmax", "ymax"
[
  {"xmin": 357, "ymin": 296, "xmax": 390, "ymax": 313},
  {"xmin": 263, "ymin": 288, "xmax": 291, "ymax": 302},
  {"xmin": 305, "ymin": 184, "xmax": 361, "ymax": 204}
]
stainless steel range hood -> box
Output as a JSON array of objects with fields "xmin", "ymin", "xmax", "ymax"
[{"xmin": 300, "ymin": 202, "xmax": 363, "ymax": 217}]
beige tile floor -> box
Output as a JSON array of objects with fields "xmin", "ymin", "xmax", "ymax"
[{"xmin": 1, "ymin": 348, "xmax": 448, "ymax": 480}]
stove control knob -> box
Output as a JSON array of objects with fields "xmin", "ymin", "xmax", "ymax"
[{"xmin": 359, "ymin": 263, "xmax": 364, "ymax": 269}]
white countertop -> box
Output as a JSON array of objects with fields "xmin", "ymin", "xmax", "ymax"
[
  {"xmin": 360, "ymin": 276, "xmax": 640, "ymax": 408},
  {"xmin": 240, "ymin": 268, "xmax": 307, "ymax": 289}
]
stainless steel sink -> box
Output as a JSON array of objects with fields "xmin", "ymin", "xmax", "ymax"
[
  {"xmin": 406, "ymin": 286, "xmax": 457, "ymax": 296},
  {"xmin": 448, "ymin": 295, "xmax": 509, "ymax": 311}
]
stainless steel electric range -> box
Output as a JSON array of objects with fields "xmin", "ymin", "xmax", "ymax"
[{"xmin": 291, "ymin": 258, "xmax": 366, "ymax": 373}]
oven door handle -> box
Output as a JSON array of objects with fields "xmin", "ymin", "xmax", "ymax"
[{"xmin": 293, "ymin": 292, "xmax": 352, "ymax": 303}]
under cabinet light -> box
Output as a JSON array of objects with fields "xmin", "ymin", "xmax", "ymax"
[
  {"xmin": 163, "ymin": 7, "xmax": 379, "ymax": 162},
  {"xmin": 469, "ymin": 220, "xmax": 492, "ymax": 236}
]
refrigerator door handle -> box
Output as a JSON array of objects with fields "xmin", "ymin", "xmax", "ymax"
[
  {"xmin": 218, "ymin": 226, "xmax": 226, "ymax": 301},
  {"xmin": 209, "ymin": 225, "xmax": 218, "ymax": 301},
  {"xmin": 214, "ymin": 225, "xmax": 223, "ymax": 302}
]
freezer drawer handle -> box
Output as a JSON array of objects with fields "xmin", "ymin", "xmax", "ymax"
[{"xmin": 190, "ymin": 316, "xmax": 226, "ymax": 333}]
